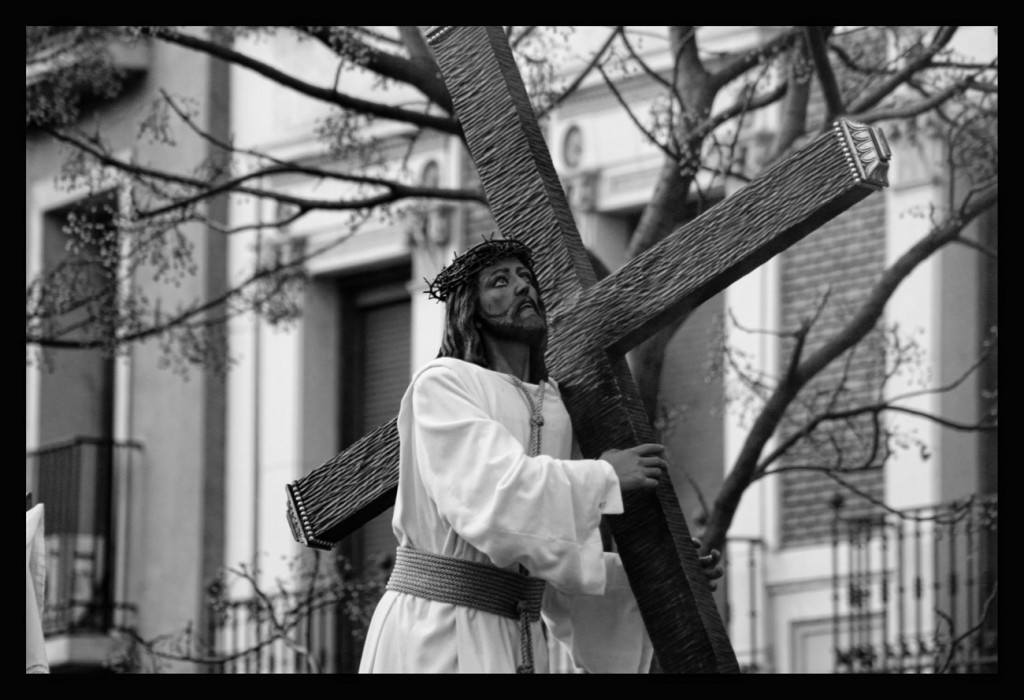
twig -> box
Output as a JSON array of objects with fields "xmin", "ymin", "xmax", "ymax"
[
  {"xmin": 48, "ymin": 124, "xmax": 485, "ymax": 221},
  {"xmin": 858, "ymin": 72, "xmax": 990, "ymax": 124},
  {"xmin": 847, "ymin": 26, "xmax": 959, "ymax": 114},
  {"xmin": 27, "ymin": 219, "xmax": 362, "ymax": 349},
  {"xmin": 537, "ymin": 27, "xmax": 620, "ymax": 120},
  {"xmin": 727, "ymin": 307, "xmax": 799, "ymax": 339},
  {"xmin": 139, "ymin": 26, "xmax": 460, "ymax": 134},
  {"xmin": 936, "ymin": 582, "xmax": 998, "ymax": 673},
  {"xmin": 804, "ymin": 27, "xmax": 844, "ymax": 123},
  {"xmin": 597, "ymin": 65, "xmax": 679, "ymax": 160}
]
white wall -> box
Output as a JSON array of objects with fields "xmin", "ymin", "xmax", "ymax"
[{"xmin": 226, "ymin": 34, "xmax": 464, "ymax": 587}]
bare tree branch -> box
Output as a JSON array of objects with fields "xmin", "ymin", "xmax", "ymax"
[
  {"xmin": 767, "ymin": 39, "xmax": 814, "ymax": 160},
  {"xmin": 846, "ymin": 26, "xmax": 959, "ymax": 115},
  {"xmin": 778, "ymin": 285, "xmax": 832, "ymax": 384},
  {"xmin": 881, "ymin": 404, "xmax": 996, "ymax": 431},
  {"xmin": 710, "ymin": 27, "xmax": 802, "ymax": 91},
  {"xmin": 617, "ymin": 27, "xmax": 678, "ymax": 95},
  {"xmin": 110, "ymin": 550, "xmax": 386, "ymax": 672},
  {"xmin": 537, "ymin": 27, "xmax": 620, "ymax": 120},
  {"xmin": 703, "ymin": 184, "xmax": 998, "ymax": 553},
  {"xmin": 804, "ymin": 26, "xmax": 844, "ymax": 123},
  {"xmin": 703, "ymin": 81, "xmax": 789, "ymax": 144},
  {"xmin": 937, "ymin": 581, "xmax": 998, "ymax": 673},
  {"xmin": 858, "ymin": 71, "xmax": 991, "ymax": 124},
  {"xmin": 596, "ymin": 65, "xmax": 678, "ymax": 161},
  {"xmin": 951, "ymin": 235, "xmax": 998, "ymax": 259},
  {"xmin": 205, "ymin": 208, "xmax": 312, "ymax": 236},
  {"xmin": 45, "ymin": 125, "xmax": 486, "ymax": 220},
  {"xmin": 828, "ymin": 40, "xmax": 899, "ymax": 77},
  {"xmin": 296, "ymin": 26, "xmax": 454, "ymax": 114},
  {"xmin": 509, "ymin": 26, "xmax": 538, "ymax": 50},
  {"xmin": 727, "ymin": 306, "xmax": 797, "ymax": 339},
  {"xmin": 757, "ymin": 399, "xmax": 995, "ymax": 479},
  {"xmin": 622, "ymin": 25, "xmax": 712, "ymax": 262},
  {"xmin": 27, "ymin": 222, "xmax": 359, "ymax": 350},
  {"xmin": 225, "ymin": 563, "xmax": 322, "ymax": 673},
  {"xmin": 159, "ymin": 87, "xmax": 400, "ymax": 183},
  {"xmin": 139, "ymin": 26, "xmax": 461, "ymax": 135}
]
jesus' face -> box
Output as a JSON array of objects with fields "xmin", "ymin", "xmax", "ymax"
[{"xmin": 475, "ymin": 256, "xmax": 546, "ymax": 346}]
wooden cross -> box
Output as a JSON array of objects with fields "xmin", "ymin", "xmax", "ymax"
[{"xmin": 286, "ymin": 26, "xmax": 891, "ymax": 673}]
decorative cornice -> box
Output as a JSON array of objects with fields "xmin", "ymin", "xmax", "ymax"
[{"xmin": 834, "ymin": 118, "xmax": 892, "ymax": 189}]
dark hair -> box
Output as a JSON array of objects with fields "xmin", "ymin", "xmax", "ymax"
[{"xmin": 436, "ymin": 269, "xmax": 550, "ymax": 383}]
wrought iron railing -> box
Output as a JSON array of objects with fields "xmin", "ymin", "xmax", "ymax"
[
  {"xmin": 207, "ymin": 590, "xmax": 346, "ymax": 674},
  {"xmin": 204, "ymin": 499, "xmax": 996, "ymax": 675},
  {"xmin": 206, "ymin": 553, "xmax": 389, "ymax": 674},
  {"xmin": 26, "ymin": 437, "xmax": 141, "ymax": 636},
  {"xmin": 830, "ymin": 493, "xmax": 997, "ymax": 673},
  {"xmin": 723, "ymin": 536, "xmax": 768, "ymax": 672},
  {"xmin": 212, "ymin": 542, "xmax": 771, "ymax": 674}
]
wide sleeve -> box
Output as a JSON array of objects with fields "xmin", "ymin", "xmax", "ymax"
[
  {"xmin": 410, "ymin": 366, "xmax": 621, "ymax": 595},
  {"xmin": 542, "ymin": 552, "xmax": 654, "ymax": 674}
]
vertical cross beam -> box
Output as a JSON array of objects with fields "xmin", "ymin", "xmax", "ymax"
[{"xmin": 419, "ymin": 24, "xmax": 737, "ymax": 674}]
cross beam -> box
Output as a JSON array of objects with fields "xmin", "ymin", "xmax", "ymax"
[{"xmin": 286, "ymin": 26, "xmax": 891, "ymax": 673}]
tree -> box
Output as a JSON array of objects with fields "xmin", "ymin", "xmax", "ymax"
[{"xmin": 27, "ymin": 26, "xmax": 997, "ymax": 666}]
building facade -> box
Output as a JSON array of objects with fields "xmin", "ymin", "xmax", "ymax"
[
  {"xmin": 26, "ymin": 26, "xmax": 996, "ymax": 673},
  {"xmin": 26, "ymin": 29, "xmax": 230, "ymax": 671}
]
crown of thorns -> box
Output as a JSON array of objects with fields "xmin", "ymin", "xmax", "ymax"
[{"xmin": 424, "ymin": 235, "xmax": 537, "ymax": 303}]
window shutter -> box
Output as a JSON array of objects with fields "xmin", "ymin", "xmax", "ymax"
[{"xmin": 357, "ymin": 297, "xmax": 410, "ymax": 562}]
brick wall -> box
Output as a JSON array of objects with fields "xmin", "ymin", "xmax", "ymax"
[
  {"xmin": 777, "ymin": 27, "xmax": 893, "ymax": 547},
  {"xmin": 805, "ymin": 27, "xmax": 890, "ymax": 133},
  {"xmin": 778, "ymin": 194, "xmax": 887, "ymax": 547}
]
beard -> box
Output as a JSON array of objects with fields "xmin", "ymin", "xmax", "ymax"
[{"xmin": 476, "ymin": 302, "xmax": 547, "ymax": 347}]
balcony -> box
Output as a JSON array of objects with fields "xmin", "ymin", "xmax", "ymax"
[
  {"xmin": 208, "ymin": 589, "xmax": 344, "ymax": 674},
  {"xmin": 722, "ymin": 536, "xmax": 768, "ymax": 672},
  {"xmin": 26, "ymin": 437, "xmax": 141, "ymax": 670},
  {"xmin": 202, "ymin": 495, "xmax": 996, "ymax": 674},
  {"xmin": 830, "ymin": 493, "xmax": 998, "ymax": 673},
  {"xmin": 206, "ymin": 554, "xmax": 388, "ymax": 674}
]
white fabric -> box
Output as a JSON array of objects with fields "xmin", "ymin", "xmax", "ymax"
[
  {"xmin": 359, "ymin": 358, "xmax": 653, "ymax": 673},
  {"xmin": 26, "ymin": 503, "xmax": 49, "ymax": 674}
]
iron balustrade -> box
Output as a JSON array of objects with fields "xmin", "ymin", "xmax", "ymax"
[
  {"xmin": 830, "ymin": 493, "xmax": 997, "ymax": 673},
  {"xmin": 210, "ymin": 542, "xmax": 770, "ymax": 674},
  {"xmin": 26, "ymin": 437, "xmax": 141, "ymax": 637},
  {"xmin": 206, "ymin": 552, "xmax": 389, "ymax": 674},
  {"xmin": 205, "ymin": 507, "xmax": 997, "ymax": 676},
  {"xmin": 206, "ymin": 589, "xmax": 346, "ymax": 674},
  {"xmin": 722, "ymin": 537, "xmax": 768, "ymax": 672}
]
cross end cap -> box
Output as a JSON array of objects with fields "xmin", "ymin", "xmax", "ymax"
[{"xmin": 834, "ymin": 118, "xmax": 892, "ymax": 190}]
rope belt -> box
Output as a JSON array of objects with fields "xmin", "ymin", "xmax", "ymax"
[{"xmin": 387, "ymin": 545, "xmax": 547, "ymax": 673}]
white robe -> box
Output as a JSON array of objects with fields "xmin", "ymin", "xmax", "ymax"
[{"xmin": 359, "ymin": 357, "xmax": 653, "ymax": 673}]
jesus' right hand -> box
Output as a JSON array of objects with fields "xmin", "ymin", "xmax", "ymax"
[{"xmin": 599, "ymin": 443, "xmax": 667, "ymax": 494}]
